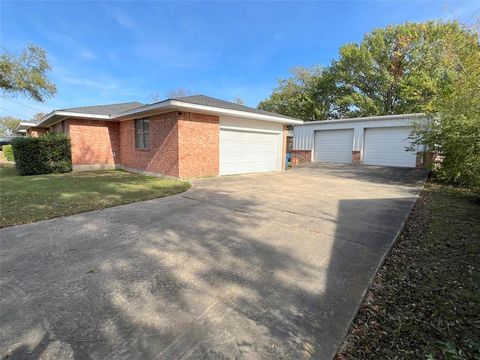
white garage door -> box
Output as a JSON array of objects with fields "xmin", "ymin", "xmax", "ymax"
[
  {"xmin": 363, "ymin": 127, "xmax": 416, "ymax": 167},
  {"xmin": 219, "ymin": 129, "xmax": 280, "ymax": 175},
  {"xmin": 314, "ymin": 129, "xmax": 354, "ymax": 163}
]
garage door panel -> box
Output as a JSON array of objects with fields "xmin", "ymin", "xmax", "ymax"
[
  {"xmin": 363, "ymin": 127, "xmax": 416, "ymax": 167},
  {"xmin": 314, "ymin": 129, "xmax": 353, "ymax": 164},
  {"xmin": 220, "ymin": 129, "xmax": 280, "ymax": 175}
]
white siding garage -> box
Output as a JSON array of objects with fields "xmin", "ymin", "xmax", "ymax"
[
  {"xmin": 219, "ymin": 116, "xmax": 283, "ymax": 176},
  {"xmin": 293, "ymin": 113, "xmax": 426, "ymax": 169},
  {"xmin": 363, "ymin": 127, "xmax": 416, "ymax": 167},
  {"xmin": 314, "ymin": 129, "xmax": 353, "ymax": 163}
]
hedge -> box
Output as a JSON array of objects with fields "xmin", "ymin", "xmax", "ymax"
[
  {"xmin": 3, "ymin": 144, "xmax": 14, "ymax": 162},
  {"xmin": 12, "ymin": 134, "xmax": 72, "ymax": 176}
]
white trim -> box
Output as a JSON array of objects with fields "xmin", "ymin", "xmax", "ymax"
[
  {"xmin": 294, "ymin": 113, "xmax": 425, "ymax": 126},
  {"xmin": 54, "ymin": 111, "xmax": 110, "ymax": 119},
  {"xmin": 36, "ymin": 111, "xmax": 111, "ymax": 128}
]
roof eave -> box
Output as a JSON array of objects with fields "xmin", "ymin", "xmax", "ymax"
[
  {"xmin": 36, "ymin": 111, "xmax": 111, "ymax": 128},
  {"xmin": 15, "ymin": 122, "xmax": 37, "ymax": 130}
]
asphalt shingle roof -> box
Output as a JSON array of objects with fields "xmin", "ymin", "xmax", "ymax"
[
  {"xmin": 59, "ymin": 102, "xmax": 145, "ymax": 116},
  {"xmin": 47, "ymin": 95, "xmax": 298, "ymax": 121},
  {"xmin": 170, "ymin": 95, "xmax": 296, "ymax": 120}
]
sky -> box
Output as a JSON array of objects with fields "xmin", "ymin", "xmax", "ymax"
[{"xmin": 1, "ymin": 0, "xmax": 479, "ymax": 120}]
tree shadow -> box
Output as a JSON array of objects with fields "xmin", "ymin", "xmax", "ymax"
[
  {"xmin": 0, "ymin": 172, "xmax": 420, "ymax": 359},
  {"xmin": 294, "ymin": 162, "xmax": 428, "ymax": 187}
]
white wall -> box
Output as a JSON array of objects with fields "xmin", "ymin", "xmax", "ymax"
[{"xmin": 293, "ymin": 114, "xmax": 426, "ymax": 153}]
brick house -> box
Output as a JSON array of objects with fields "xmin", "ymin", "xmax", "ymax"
[{"xmin": 27, "ymin": 95, "xmax": 302, "ymax": 178}]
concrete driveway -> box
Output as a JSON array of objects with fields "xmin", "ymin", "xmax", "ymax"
[{"xmin": 0, "ymin": 164, "xmax": 426, "ymax": 360}]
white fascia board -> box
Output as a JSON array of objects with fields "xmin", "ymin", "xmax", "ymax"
[
  {"xmin": 53, "ymin": 111, "xmax": 110, "ymax": 119},
  {"xmin": 36, "ymin": 111, "xmax": 110, "ymax": 127},
  {"xmin": 113, "ymin": 100, "xmax": 303, "ymax": 125},
  {"xmin": 294, "ymin": 113, "xmax": 426, "ymax": 126}
]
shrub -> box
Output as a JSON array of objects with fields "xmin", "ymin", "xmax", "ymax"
[
  {"xmin": 12, "ymin": 134, "xmax": 72, "ymax": 176},
  {"xmin": 3, "ymin": 144, "xmax": 14, "ymax": 162}
]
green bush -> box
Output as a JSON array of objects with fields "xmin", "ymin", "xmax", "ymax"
[
  {"xmin": 2, "ymin": 144, "xmax": 14, "ymax": 162},
  {"xmin": 12, "ymin": 134, "xmax": 72, "ymax": 176}
]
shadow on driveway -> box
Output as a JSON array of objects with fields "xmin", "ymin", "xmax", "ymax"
[{"xmin": 0, "ymin": 165, "xmax": 424, "ymax": 359}]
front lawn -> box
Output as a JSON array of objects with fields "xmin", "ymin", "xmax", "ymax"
[
  {"xmin": 0, "ymin": 164, "xmax": 190, "ymax": 228},
  {"xmin": 337, "ymin": 183, "xmax": 480, "ymax": 359}
]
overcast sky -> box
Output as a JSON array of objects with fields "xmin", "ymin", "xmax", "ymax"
[{"xmin": 1, "ymin": 0, "xmax": 479, "ymax": 119}]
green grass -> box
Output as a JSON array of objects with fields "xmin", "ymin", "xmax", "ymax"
[
  {"xmin": 337, "ymin": 182, "xmax": 480, "ymax": 359},
  {"xmin": 0, "ymin": 164, "xmax": 191, "ymax": 228}
]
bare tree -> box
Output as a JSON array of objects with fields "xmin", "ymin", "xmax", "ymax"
[
  {"xmin": 148, "ymin": 93, "xmax": 162, "ymax": 103},
  {"xmin": 148, "ymin": 88, "xmax": 194, "ymax": 103},
  {"xmin": 234, "ymin": 96, "xmax": 245, "ymax": 105},
  {"xmin": 166, "ymin": 88, "xmax": 193, "ymax": 99}
]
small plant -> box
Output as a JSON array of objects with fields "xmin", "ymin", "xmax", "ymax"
[{"xmin": 2, "ymin": 144, "xmax": 14, "ymax": 162}]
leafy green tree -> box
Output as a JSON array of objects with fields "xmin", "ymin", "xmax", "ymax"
[
  {"xmin": 0, "ymin": 44, "xmax": 56, "ymax": 102},
  {"xmin": 411, "ymin": 23, "xmax": 480, "ymax": 188},
  {"xmin": 259, "ymin": 21, "xmax": 474, "ymax": 120},
  {"xmin": 0, "ymin": 116, "xmax": 22, "ymax": 136},
  {"xmin": 331, "ymin": 22, "xmax": 469, "ymax": 117},
  {"xmin": 258, "ymin": 67, "xmax": 349, "ymax": 120}
]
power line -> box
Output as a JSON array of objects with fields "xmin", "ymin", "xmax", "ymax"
[
  {"xmin": 0, "ymin": 107, "xmax": 27, "ymax": 118},
  {"xmin": 464, "ymin": 7, "xmax": 480, "ymax": 24},
  {"xmin": 0, "ymin": 96, "xmax": 44, "ymax": 112}
]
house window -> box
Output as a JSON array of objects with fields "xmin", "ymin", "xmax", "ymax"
[{"xmin": 135, "ymin": 118, "xmax": 150, "ymax": 149}]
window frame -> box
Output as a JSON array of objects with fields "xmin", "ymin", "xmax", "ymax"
[{"xmin": 135, "ymin": 118, "xmax": 150, "ymax": 150}]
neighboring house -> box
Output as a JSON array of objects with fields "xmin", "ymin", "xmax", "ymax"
[
  {"xmin": 292, "ymin": 113, "xmax": 429, "ymax": 168},
  {"xmin": 14, "ymin": 122, "xmax": 36, "ymax": 136},
  {"xmin": 26, "ymin": 95, "xmax": 302, "ymax": 178}
]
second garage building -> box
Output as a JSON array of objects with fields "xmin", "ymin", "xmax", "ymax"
[{"xmin": 292, "ymin": 113, "xmax": 427, "ymax": 168}]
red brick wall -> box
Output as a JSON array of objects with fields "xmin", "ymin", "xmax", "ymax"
[
  {"xmin": 27, "ymin": 127, "xmax": 48, "ymax": 137},
  {"xmin": 416, "ymin": 151, "xmax": 436, "ymax": 168},
  {"xmin": 291, "ymin": 150, "xmax": 312, "ymax": 163},
  {"xmin": 177, "ymin": 112, "xmax": 219, "ymax": 177},
  {"xmin": 51, "ymin": 121, "xmax": 65, "ymax": 134},
  {"xmin": 352, "ymin": 151, "xmax": 362, "ymax": 165},
  {"xmin": 118, "ymin": 112, "xmax": 180, "ymax": 177},
  {"xmin": 67, "ymin": 119, "xmax": 120, "ymax": 167}
]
